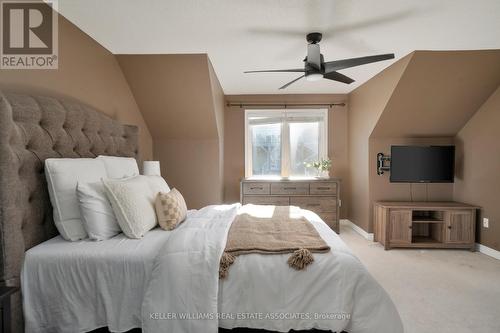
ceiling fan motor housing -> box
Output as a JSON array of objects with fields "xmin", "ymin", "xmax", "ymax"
[{"xmin": 306, "ymin": 32, "xmax": 322, "ymax": 44}]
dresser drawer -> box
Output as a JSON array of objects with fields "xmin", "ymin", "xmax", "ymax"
[
  {"xmin": 271, "ymin": 182, "xmax": 309, "ymax": 195},
  {"xmin": 318, "ymin": 212, "xmax": 339, "ymax": 231},
  {"xmin": 310, "ymin": 182, "xmax": 337, "ymax": 195},
  {"xmin": 290, "ymin": 196, "xmax": 337, "ymax": 213},
  {"xmin": 243, "ymin": 196, "xmax": 290, "ymax": 206},
  {"xmin": 243, "ymin": 182, "xmax": 270, "ymax": 195}
]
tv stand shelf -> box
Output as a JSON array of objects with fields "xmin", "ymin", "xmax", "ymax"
[
  {"xmin": 412, "ymin": 219, "xmax": 444, "ymax": 223},
  {"xmin": 374, "ymin": 201, "xmax": 479, "ymax": 251}
]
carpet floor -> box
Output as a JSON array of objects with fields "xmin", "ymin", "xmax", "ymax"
[{"xmin": 339, "ymin": 224, "xmax": 500, "ymax": 333}]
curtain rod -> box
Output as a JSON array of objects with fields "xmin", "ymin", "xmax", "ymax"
[{"xmin": 226, "ymin": 102, "xmax": 346, "ymax": 109}]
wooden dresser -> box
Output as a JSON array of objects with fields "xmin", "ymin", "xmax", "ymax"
[
  {"xmin": 240, "ymin": 178, "xmax": 341, "ymax": 233},
  {"xmin": 374, "ymin": 201, "xmax": 479, "ymax": 251}
]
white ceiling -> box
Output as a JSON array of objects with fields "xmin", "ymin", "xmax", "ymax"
[{"xmin": 57, "ymin": 0, "xmax": 500, "ymax": 95}]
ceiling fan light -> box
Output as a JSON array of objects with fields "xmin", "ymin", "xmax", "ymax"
[{"xmin": 306, "ymin": 73, "xmax": 323, "ymax": 82}]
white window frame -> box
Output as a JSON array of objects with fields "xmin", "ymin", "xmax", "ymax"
[{"xmin": 244, "ymin": 109, "xmax": 328, "ymax": 178}]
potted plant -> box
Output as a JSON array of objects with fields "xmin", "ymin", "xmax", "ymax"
[{"xmin": 305, "ymin": 158, "xmax": 332, "ymax": 177}]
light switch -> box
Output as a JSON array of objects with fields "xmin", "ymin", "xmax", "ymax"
[{"xmin": 483, "ymin": 218, "xmax": 489, "ymax": 228}]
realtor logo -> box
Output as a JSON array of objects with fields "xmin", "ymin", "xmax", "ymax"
[{"xmin": 1, "ymin": 0, "xmax": 58, "ymax": 69}]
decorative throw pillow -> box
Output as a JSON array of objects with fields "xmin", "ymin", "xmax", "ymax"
[
  {"xmin": 102, "ymin": 176, "xmax": 155, "ymax": 239},
  {"xmin": 155, "ymin": 188, "xmax": 188, "ymax": 230},
  {"xmin": 102, "ymin": 175, "xmax": 170, "ymax": 238},
  {"xmin": 76, "ymin": 181, "xmax": 122, "ymax": 240}
]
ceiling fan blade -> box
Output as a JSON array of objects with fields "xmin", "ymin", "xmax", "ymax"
[
  {"xmin": 307, "ymin": 44, "xmax": 321, "ymax": 70},
  {"xmin": 279, "ymin": 75, "xmax": 305, "ymax": 90},
  {"xmin": 323, "ymin": 71, "xmax": 355, "ymax": 84},
  {"xmin": 324, "ymin": 53, "xmax": 395, "ymax": 73},
  {"xmin": 325, "ymin": 10, "xmax": 415, "ymax": 35},
  {"xmin": 247, "ymin": 28, "xmax": 305, "ymax": 38},
  {"xmin": 244, "ymin": 69, "xmax": 305, "ymax": 73}
]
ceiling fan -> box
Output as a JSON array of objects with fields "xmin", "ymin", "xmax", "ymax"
[{"xmin": 244, "ymin": 32, "xmax": 395, "ymax": 90}]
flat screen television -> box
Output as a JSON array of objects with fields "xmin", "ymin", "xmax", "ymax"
[{"xmin": 390, "ymin": 146, "xmax": 455, "ymax": 183}]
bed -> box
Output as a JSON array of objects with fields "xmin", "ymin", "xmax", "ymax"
[{"xmin": 0, "ymin": 90, "xmax": 403, "ymax": 333}]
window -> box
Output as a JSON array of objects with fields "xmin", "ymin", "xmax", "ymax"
[{"xmin": 245, "ymin": 109, "xmax": 328, "ymax": 178}]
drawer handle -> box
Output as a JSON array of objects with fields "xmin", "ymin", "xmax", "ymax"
[
  {"xmin": 316, "ymin": 187, "xmax": 331, "ymax": 190},
  {"xmin": 284, "ymin": 187, "xmax": 297, "ymax": 190},
  {"xmin": 307, "ymin": 203, "xmax": 321, "ymax": 207},
  {"xmin": 250, "ymin": 186, "xmax": 263, "ymax": 190},
  {"xmin": 447, "ymin": 226, "xmax": 452, "ymax": 229}
]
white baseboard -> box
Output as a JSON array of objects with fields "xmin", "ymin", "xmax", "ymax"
[
  {"xmin": 476, "ymin": 243, "xmax": 500, "ymax": 260},
  {"xmin": 340, "ymin": 220, "xmax": 500, "ymax": 260},
  {"xmin": 340, "ymin": 219, "xmax": 374, "ymax": 241}
]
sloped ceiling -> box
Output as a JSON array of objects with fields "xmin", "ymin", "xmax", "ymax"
[
  {"xmin": 349, "ymin": 53, "xmax": 414, "ymax": 137},
  {"xmin": 57, "ymin": 0, "xmax": 500, "ymax": 94},
  {"xmin": 117, "ymin": 54, "xmax": 219, "ymax": 140},
  {"xmin": 371, "ymin": 50, "xmax": 500, "ymax": 138}
]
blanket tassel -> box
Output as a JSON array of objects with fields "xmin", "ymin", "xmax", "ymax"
[
  {"xmin": 288, "ymin": 248, "xmax": 314, "ymax": 270},
  {"xmin": 219, "ymin": 252, "xmax": 236, "ymax": 279}
]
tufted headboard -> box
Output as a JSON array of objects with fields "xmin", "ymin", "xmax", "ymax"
[{"xmin": 0, "ymin": 90, "xmax": 139, "ymax": 330}]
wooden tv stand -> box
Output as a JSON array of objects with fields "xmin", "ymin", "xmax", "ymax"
[{"xmin": 374, "ymin": 201, "xmax": 479, "ymax": 251}]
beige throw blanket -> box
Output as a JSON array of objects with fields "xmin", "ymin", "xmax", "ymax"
[{"xmin": 219, "ymin": 205, "xmax": 330, "ymax": 279}]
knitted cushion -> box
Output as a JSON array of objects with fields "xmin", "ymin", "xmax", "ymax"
[{"xmin": 155, "ymin": 188, "xmax": 187, "ymax": 230}]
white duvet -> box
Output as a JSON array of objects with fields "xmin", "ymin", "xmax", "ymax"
[{"xmin": 23, "ymin": 204, "xmax": 403, "ymax": 333}]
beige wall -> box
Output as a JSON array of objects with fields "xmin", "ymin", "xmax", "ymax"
[
  {"xmin": 454, "ymin": 86, "xmax": 500, "ymax": 251},
  {"xmin": 223, "ymin": 94, "xmax": 350, "ymax": 218},
  {"xmin": 208, "ymin": 59, "xmax": 226, "ymax": 202},
  {"xmin": 117, "ymin": 54, "xmax": 224, "ymax": 209},
  {"xmin": 154, "ymin": 139, "xmax": 221, "ymax": 209},
  {"xmin": 372, "ymin": 51, "xmax": 500, "ymax": 138},
  {"xmin": 117, "ymin": 54, "xmax": 219, "ymax": 140},
  {"xmin": 0, "ymin": 16, "xmax": 153, "ymax": 162},
  {"xmin": 347, "ymin": 55, "xmax": 412, "ymax": 231}
]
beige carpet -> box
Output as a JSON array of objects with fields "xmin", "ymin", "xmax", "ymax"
[{"xmin": 339, "ymin": 224, "xmax": 500, "ymax": 333}]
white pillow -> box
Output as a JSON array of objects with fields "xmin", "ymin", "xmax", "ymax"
[
  {"xmin": 103, "ymin": 175, "xmax": 170, "ymax": 239},
  {"xmin": 97, "ymin": 155, "xmax": 139, "ymax": 179},
  {"xmin": 45, "ymin": 158, "xmax": 108, "ymax": 241},
  {"xmin": 76, "ymin": 181, "xmax": 121, "ymax": 240},
  {"xmin": 145, "ymin": 175, "xmax": 170, "ymax": 194}
]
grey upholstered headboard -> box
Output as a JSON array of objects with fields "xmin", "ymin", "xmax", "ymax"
[{"xmin": 0, "ymin": 90, "xmax": 139, "ymax": 330}]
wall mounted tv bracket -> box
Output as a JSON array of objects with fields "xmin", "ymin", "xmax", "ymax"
[{"xmin": 377, "ymin": 153, "xmax": 391, "ymax": 175}]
